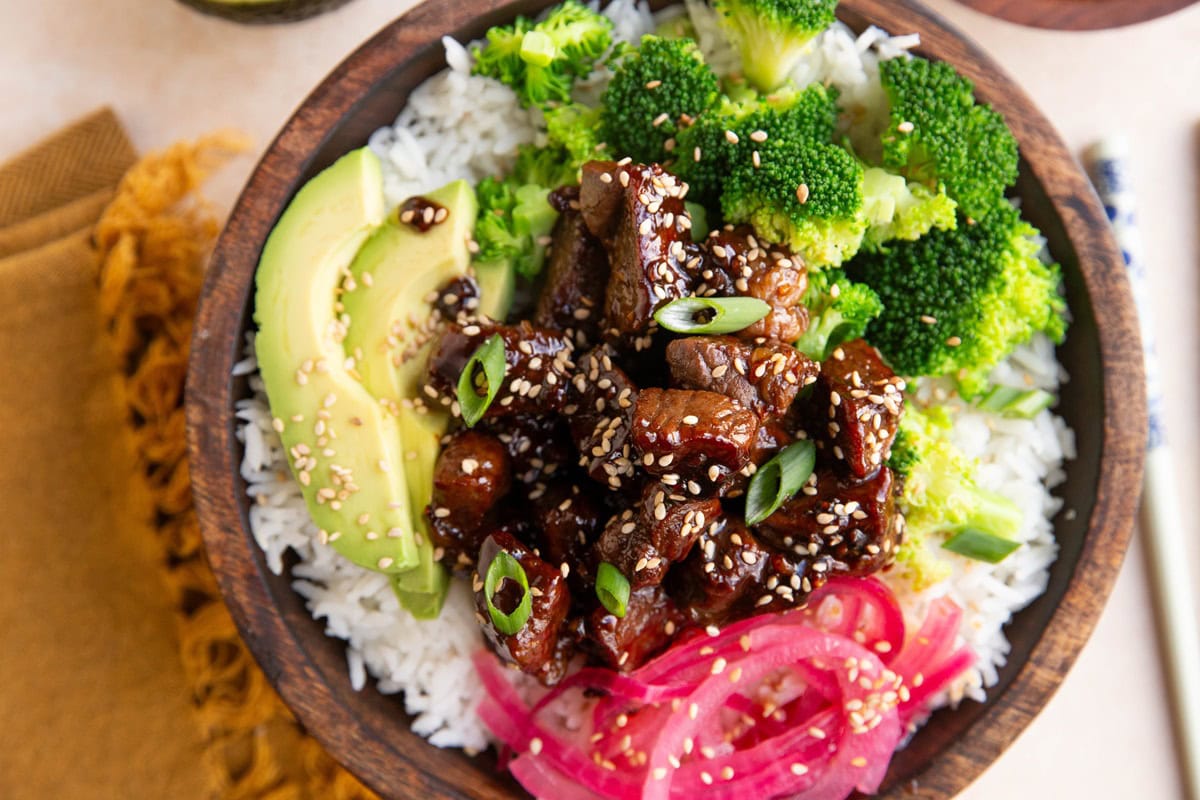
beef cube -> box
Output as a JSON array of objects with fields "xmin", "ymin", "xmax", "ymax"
[
  {"xmin": 631, "ymin": 388, "xmax": 759, "ymax": 494},
  {"xmin": 724, "ymin": 421, "xmax": 795, "ymax": 499},
  {"xmin": 475, "ymin": 531, "xmax": 573, "ymax": 684},
  {"xmin": 432, "ymin": 275, "xmax": 481, "ymax": 322},
  {"xmin": 812, "ymin": 339, "xmax": 905, "ymax": 478},
  {"xmin": 535, "ymin": 479, "xmax": 609, "ymax": 578},
  {"xmin": 580, "ymin": 161, "xmax": 697, "ymax": 337},
  {"xmin": 586, "ymin": 584, "xmax": 684, "ymax": 671},
  {"xmin": 568, "ymin": 345, "xmax": 640, "ymax": 491},
  {"xmin": 755, "ymin": 466, "xmax": 902, "ymax": 579},
  {"xmin": 594, "ymin": 483, "xmax": 720, "ymax": 589},
  {"xmin": 667, "ymin": 518, "xmax": 769, "ymax": 626},
  {"xmin": 491, "ymin": 414, "xmax": 573, "ymax": 485},
  {"xmin": 705, "ymin": 225, "xmax": 809, "ymax": 342},
  {"xmin": 424, "ymin": 321, "xmax": 575, "ymax": 419},
  {"xmin": 427, "ymin": 431, "xmax": 512, "ymax": 570},
  {"xmin": 534, "ymin": 208, "xmax": 609, "ymax": 347},
  {"xmin": 666, "ymin": 336, "xmax": 819, "ymax": 420}
]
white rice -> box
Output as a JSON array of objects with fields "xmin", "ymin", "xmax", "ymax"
[{"xmin": 239, "ymin": 0, "xmax": 1074, "ymax": 753}]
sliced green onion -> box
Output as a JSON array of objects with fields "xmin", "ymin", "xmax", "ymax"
[
  {"xmin": 596, "ymin": 562, "xmax": 630, "ymax": 618},
  {"xmin": 976, "ymin": 385, "xmax": 1056, "ymax": 419},
  {"xmin": 745, "ymin": 440, "xmax": 817, "ymax": 526},
  {"xmin": 483, "ymin": 551, "xmax": 533, "ymax": 635},
  {"xmin": 941, "ymin": 528, "xmax": 1021, "ymax": 564},
  {"xmin": 456, "ymin": 333, "xmax": 507, "ymax": 428},
  {"xmin": 653, "ymin": 297, "xmax": 771, "ymax": 335},
  {"xmin": 519, "ymin": 30, "xmax": 557, "ymax": 67}
]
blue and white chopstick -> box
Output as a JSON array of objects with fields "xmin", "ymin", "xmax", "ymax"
[{"xmin": 1087, "ymin": 137, "xmax": 1200, "ymax": 800}]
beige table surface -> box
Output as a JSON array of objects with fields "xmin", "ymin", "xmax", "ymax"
[{"xmin": 3, "ymin": 0, "xmax": 1197, "ymax": 797}]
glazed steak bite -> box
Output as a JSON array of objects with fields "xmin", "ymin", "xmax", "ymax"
[
  {"xmin": 812, "ymin": 338, "xmax": 905, "ymax": 478},
  {"xmin": 534, "ymin": 206, "xmax": 609, "ymax": 347},
  {"xmin": 631, "ymin": 387, "xmax": 759, "ymax": 492},
  {"xmin": 704, "ymin": 225, "xmax": 809, "ymax": 342},
  {"xmin": 594, "ymin": 482, "xmax": 721, "ymax": 589},
  {"xmin": 579, "ymin": 161, "xmax": 697, "ymax": 337},
  {"xmin": 475, "ymin": 531, "xmax": 573, "ymax": 684},
  {"xmin": 426, "ymin": 430, "xmax": 512, "ymax": 569},
  {"xmin": 755, "ymin": 466, "xmax": 902, "ymax": 579},
  {"xmin": 586, "ymin": 584, "xmax": 684, "ymax": 671},
  {"xmin": 491, "ymin": 413, "xmax": 573, "ymax": 486},
  {"xmin": 668, "ymin": 518, "xmax": 769, "ymax": 626},
  {"xmin": 425, "ymin": 321, "xmax": 574, "ymax": 418},
  {"xmin": 666, "ymin": 335, "xmax": 819, "ymax": 420},
  {"xmin": 530, "ymin": 479, "xmax": 607, "ymax": 575},
  {"xmin": 568, "ymin": 345, "xmax": 641, "ymax": 491}
]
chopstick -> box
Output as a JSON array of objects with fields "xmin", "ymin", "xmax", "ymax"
[{"xmin": 1086, "ymin": 137, "xmax": 1200, "ymax": 800}]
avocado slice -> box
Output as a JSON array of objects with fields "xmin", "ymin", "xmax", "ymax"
[
  {"xmin": 473, "ymin": 259, "xmax": 516, "ymax": 322},
  {"xmin": 340, "ymin": 180, "xmax": 480, "ymax": 617},
  {"xmin": 254, "ymin": 148, "xmax": 418, "ymax": 574}
]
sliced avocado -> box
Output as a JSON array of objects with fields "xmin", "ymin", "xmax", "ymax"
[
  {"xmin": 254, "ymin": 148, "xmax": 418, "ymax": 574},
  {"xmin": 341, "ymin": 179, "xmax": 478, "ymax": 617},
  {"xmin": 473, "ymin": 259, "xmax": 516, "ymax": 322}
]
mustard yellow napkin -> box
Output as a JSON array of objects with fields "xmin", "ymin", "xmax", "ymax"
[
  {"xmin": 0, "ymin": 109, "xmax": 210, "ymax": 800},
  {"xmin": 0, "ymin": 110, "xmax": 378, "ymax": 800}
]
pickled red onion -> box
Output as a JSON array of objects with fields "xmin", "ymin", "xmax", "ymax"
[{"xmin": 473, "ymin": 577, "xmax": 973, "ymax": 799}]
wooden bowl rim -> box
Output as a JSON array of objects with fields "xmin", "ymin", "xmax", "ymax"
[
  {"xmin": 186, "ymin": 0, "xmax": 1147, "ymax": 796},
  {"xmin": 953, "ymin": 0, "xmax": 1198, "ymax": 31}
]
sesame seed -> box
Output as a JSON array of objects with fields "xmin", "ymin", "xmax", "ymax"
[
  {"xmin": 653, "ymin": 767, "xmax": 668, "ymax": 780},
  {"xmin": 378, "ymin": 557, "xmax": 394, "ymax": 569},
  {"xmin": 851, "ymin": 756, "xmax": 868, "ymax": 768},
  {"xmin": 898, "ymin": 120, "xmax": 915, "ymax": 134},
  {"xmin": 688, "ymin": 703, "xmax": 699, "ymax": 719},
  {"xmin": 652, "ymin": 112, "xmax": 670, "ymax": 127},
  {"xmin": 683, "ymin": 414, "xmax": 699, "ymax": 425},
  {"xmin": 700, "ymin": 772, "xmax": 713, "ymax": 785},
  {"xmin": 947, "ymin": 335, "xmax": 962, "ymax": 346},
  {"xmin": 711, "ymin": 657, "xmax": 727, "ymax": 675},
  {"xmin": 808, "ymin": 727, "xmax": 826, "ymax": 740},
  {"xmin": 600, "ymin": 172, "xmax": 613, "ymax": 184},
  {"xmin": 752, "ymin": 150, "xmax": 761, "ymax": 168},
  {"xmin": 724, "ymin": 130, "xmax": 739, "ymax": 144},
  {"xmin": 645, "ymin": 79, "xmax": 663, "ymax": 89},
  {"xmin": 920, "ymin": 314, "xmax": 937, "ymax": 324},
  {"xmin": 791, "ymin": 764, "xmax": 808, "ymax": 776},
  {"xmin": 530, "ymin": 737, "xmax": 543, "ymax": 755},
  {"xmin": 796, "ymin": 183, "xmax": 810, "ymax": 204}
]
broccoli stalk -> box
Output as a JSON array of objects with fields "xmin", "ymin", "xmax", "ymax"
[
  {"xmin": 860, "ymin": 166, "xmax": 957, "ymax": 248},
  {"xmin": 889, "ymin": 405, "xmax": 1024, "ymax": 588},
  {"xmin": 794, "ymin": 269, "xmax": 882, "ymax": 361},
  {"xmin": 713, "ymin": 0, "xmax": 839, "ymax": 92},
  {"xmin": 846, "ymin": 202, "xmax": 1066, "ymax": 396},
  {"xmin": 879, "ymin": 55, "xmax": 1018, "ymax": 221},
  {"xmin": 600, "ymin": 35, "xmax": 722, "ymax": 165},
  {"xmin": 472, "ymin": 0, "xmax": 613, "ymax": 109}
]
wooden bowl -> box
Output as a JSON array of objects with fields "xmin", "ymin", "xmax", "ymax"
[
  {"xmin": 186, "ymin": 1, "xmax": 1147, "ymax": 797},
  {"xmin": 953, "ymin": 0, "xmax": 1199, "ymax": 31}
]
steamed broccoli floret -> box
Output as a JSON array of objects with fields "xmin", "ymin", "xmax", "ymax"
[
  {"xmin": 890, "ymin": 405, "xmax": 1023, "ymax": 588},
  {"xmin": 846, "ymin": 202, "xmax": 1066, "ymax": 396},
  {"xmin": 794, "ymin": 269, "xmax": 882, "ymax": 360},
  {"xmin": 543, "ymin": 103, "xmax": 606, "ymax": 174},
  {"xmin": 473, "ymin": 147, "xmax": 564, "ymax": 279},
  {"xmin": 879, "ymin": 55, "xmax": 1018, "ymax": 221},
  {"xmin": 860, "ymin": 166, "xmax": 957, "ymax": 248},
  {"xmin": 472, "ymin": 0, "xmax": 613, "ymax": 108},
  {"xmin": 675, "ymin": 83, "xmax": 840, "ymax": 208},
  {"xmin": 721, "ymin": 136, "xmax": 866, "ymax": 267},
  {"xmin": 714, "ymin": 0, "xmax": 839, "ymax": 92},
  {"xmin": 600, "ymin": 36, "xmax": 722, "ymax": 164},
  {"xmin": 511, "ymin": 141, "xmax": 580, "ymax": 190}
]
